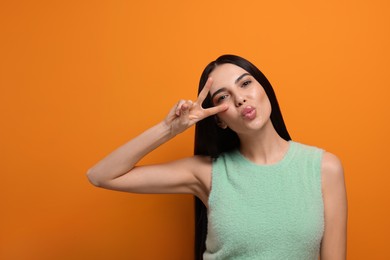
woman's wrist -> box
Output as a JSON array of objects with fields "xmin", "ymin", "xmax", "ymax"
[{"xmin": 157, "ymin": 120, "xmax": 176, "ymax": 140}]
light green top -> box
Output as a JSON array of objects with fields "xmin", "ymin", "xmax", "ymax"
[{"xmin": 203, "ymin": 141, "xmax": 324, "ymax": 260}]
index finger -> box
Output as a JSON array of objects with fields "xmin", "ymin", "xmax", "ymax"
[
  {"xmin": 203, "ymin": 103, "xmax": 229, "ymax": 117},
  {"xmin": 196, "ymin": 77, "xmax": 213, "ymax": 105}
]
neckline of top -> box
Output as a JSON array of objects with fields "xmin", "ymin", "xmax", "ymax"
[{"xmin": 233, "ymin": 140, "xmax": 297, "ymax": 170}]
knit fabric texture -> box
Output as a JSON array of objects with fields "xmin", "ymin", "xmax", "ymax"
[{"xmin": 203, "ymin": 141, "xmax": 324, "ymax": 260}]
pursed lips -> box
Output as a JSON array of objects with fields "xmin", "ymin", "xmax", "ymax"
[{"xmin": 241, "ymin": 106, "xmax": 256, "ymax": 119}]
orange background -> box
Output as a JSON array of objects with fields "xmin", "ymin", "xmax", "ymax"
[{"xmin": 1, "ymin": 0, "xmax": 389, "ymax": 259}]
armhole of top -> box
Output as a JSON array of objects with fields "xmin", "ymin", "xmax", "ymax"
[
  {"xmin": 316, "ymin": 148, "xmax": 325, "ymax": 202},
  {"xmin": 206, "ymin": 157, "xmax": 219, "ymax": 211}
]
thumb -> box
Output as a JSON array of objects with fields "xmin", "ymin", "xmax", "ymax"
[{"xmin": 180, "ymin": 102, "xmax": 191, "ymax": 117}]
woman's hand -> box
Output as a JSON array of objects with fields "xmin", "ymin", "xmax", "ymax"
[{"xmin": 164, "ymin": 78, "xmax": 228, "ymax": 136}]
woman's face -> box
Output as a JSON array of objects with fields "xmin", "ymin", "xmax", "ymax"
[{"xmin": 209, "ymin": 63, "xmax": 272, "ymax": 135}]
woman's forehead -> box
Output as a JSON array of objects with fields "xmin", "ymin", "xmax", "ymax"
[{"xmin": 209, "ymin": 63, "xmax": 249, "ymax": 90}]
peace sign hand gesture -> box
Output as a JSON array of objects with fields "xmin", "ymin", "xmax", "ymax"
[{"xmin": 164, "ymin": 78, "xmax": 228, "ymax": 137}]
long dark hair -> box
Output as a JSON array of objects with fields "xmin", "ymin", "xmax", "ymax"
[{"xmin": 193, "ymin": 54, "xmax": 291, "ymax": 259}]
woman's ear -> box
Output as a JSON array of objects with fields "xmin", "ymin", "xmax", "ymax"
[{"xmin": 215, "ymin": 116, "xmax": 228, "ymax": 129}]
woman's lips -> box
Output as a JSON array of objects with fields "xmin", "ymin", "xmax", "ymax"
[{"xmin": 241, "ymin": 106, "xmax": 256, "ymax": 120}]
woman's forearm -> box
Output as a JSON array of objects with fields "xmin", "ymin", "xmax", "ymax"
[
  {"xmin": 86, "ymin": 121, "xmax": 173, "ymax": 186},
  {"xmin": 86, "ymin": 82, "xmax": 227, "ymax": 188}
]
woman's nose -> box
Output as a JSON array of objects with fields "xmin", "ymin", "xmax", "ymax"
[{"xmin": 235, "ymin": 97, "xmax": 246, "ymax": 107}]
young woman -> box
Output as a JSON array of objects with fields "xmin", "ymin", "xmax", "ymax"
[{"xmin": 87, "ymin": 55, "xmax": 347, "ymax": 260}]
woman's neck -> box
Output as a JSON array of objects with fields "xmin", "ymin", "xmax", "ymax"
[{"xmin": 238, "ymin": 121, "xmax": 290, "ymax": 165}]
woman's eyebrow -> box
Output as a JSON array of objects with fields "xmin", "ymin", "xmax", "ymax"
[
  {"xmin": 235, "ymin": 73, "xmax": 250, "ymax": 84},
  {"xmin": 210, "ymin": 88, "xmax": 227, "ymax": 101}
]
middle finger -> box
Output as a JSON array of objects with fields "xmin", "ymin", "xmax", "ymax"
[{"xmin": 196, "ymin": 77, "xmax": 213, "ymax": 105}]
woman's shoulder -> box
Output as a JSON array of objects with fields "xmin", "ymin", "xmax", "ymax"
[
  {"xmin": 170, "ymin": 155, "xmax": 213, "ymax": 175},
  {"xmin": 189, "ymin": 154, "xmax": 213, "ymax": 164},
  {"xmin": 291, "ymin": 140, "xmax": 322, "ymax": 152},
  {"xmin": 294, "ymin": 141, "xmax": 346, "ymax": 192},
  {"xmin": 292, "ymin": 141, "xmax": 344, "ymax": 177},
  {"xmin": 321, "ymin": 151, "xmax": 344, "ymax": 182},
  {"xmin": 184, "ymin": 155, "xmax": 213, "ymax": 177}
]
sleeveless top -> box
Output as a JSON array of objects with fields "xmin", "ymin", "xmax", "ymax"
[{"xmin": 203, "ymin": 141, "xmax": 324, "ymax": 260}]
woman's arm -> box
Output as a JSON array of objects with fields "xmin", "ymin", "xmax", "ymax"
[
  {"xmin": 86, "ymin": 78, "xmax": 227, "ymax": 197},
  {"xmin": 320, "ymin": 152, "xmax": 348, "ymax": 260}
]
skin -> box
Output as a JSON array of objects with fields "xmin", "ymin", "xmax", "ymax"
[{"xmin": 87, "ymin": 63, "xmax": 347, "ymax": 259}]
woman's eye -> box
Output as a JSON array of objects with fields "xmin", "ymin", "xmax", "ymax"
[
  {"xmin": 242, "ymin": 80, "xmax": 251, "ymax": 87},
  {"xmin": 216, "ymin": 94, "xmax": 228, "ymax": 103}
]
